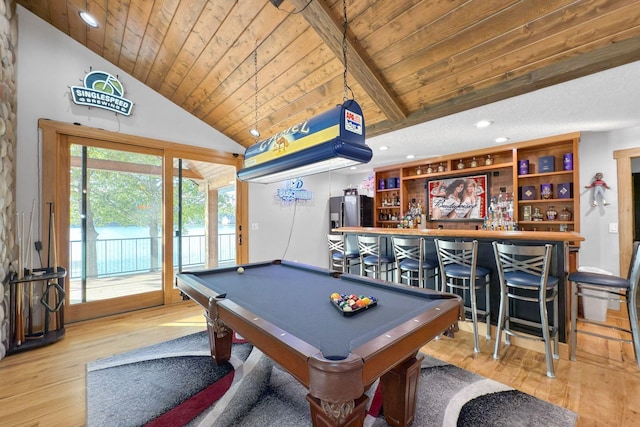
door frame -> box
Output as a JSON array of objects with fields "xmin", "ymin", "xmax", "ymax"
[
  {"xmin": 614, "ymin": 146, "xmax": 639, "ymax": 274},
  {"xmin": 40, "ymin": 119, "xmax": 248, "ymax": 322}
]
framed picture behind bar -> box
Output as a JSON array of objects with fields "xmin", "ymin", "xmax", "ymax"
[{"xmin": 427, "ymin": 175, "xmax": 488, "ymax": 221}]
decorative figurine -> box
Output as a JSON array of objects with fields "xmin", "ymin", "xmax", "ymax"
[{"xmin": 585, "ymin": 172, "xmax": 611, "ymax": 207}]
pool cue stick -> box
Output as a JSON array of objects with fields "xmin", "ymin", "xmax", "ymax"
[
  {"xmin": 50, "ymin": 212, "xmax": 59, "ymax": 330},
  {"xmin": 52, "ymin": 213, "xmax": 57, "ymax": 272},
  {"xmin": 26, "ymin": 200, "xmax": 35, "ymax": 337},
  {"xmin": 16, "ymin": 212, "xmax": 24, "ymax": 345}
]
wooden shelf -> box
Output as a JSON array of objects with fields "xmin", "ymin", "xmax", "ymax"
[
  {"xmin": 519, "ymin": 220, "xmax": 574, "ymax": 225},
  {"xmin": 403, "ymin": 162, "xmax": 512, "ymax": 180},
  {"xmin": 518, "ymin": 198, "xmax": 574, "ymax": 204},
  {"xmin": 373, "ymin": 133, "xmax": 580, "ymax": 234},
  {"xmin": 518, "ymin": 170, "xmax": 574, "ymax": 179}
]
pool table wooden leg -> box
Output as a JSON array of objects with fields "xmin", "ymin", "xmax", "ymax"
[
  {"xmin": 306, "ymin": 393, "xmax": 368, "ymax": 427},
  {"xmin": 204, "ymin": 313, "xmax": 232, "ymax": 364},
  {"xmin": 380, "ymin": 355, "xmax": 424, "ymax": 427}
]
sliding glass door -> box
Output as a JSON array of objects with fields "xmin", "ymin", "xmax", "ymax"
[
  {"xmin": 69, "ymin": 142, "xmax": 164, "ymax": 305},
  {"xmin": 40, "ymin": 120, "xmax": 247, "ymax": 322},
  {"xmin": 173, "ymin": 158, "xmax": 237, "ymax": 277}
]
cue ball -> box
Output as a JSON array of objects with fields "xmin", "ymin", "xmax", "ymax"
[{"xmin": 237, "ymin": 267, "xmax": 244, "ymax": 274}]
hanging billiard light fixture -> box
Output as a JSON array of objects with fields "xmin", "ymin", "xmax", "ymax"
[{"xmin": 237, "ymin": 0, "xmax": 371, "ymax": 184}]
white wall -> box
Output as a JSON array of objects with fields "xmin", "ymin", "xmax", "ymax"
[
  {"xmin": 248, "ymin": 171, "xmax": 373, "ymax": 268},
  {"xmin": 578, "ymin": 127, "xmax": 640, "ymax": 275},
  {"xmin": 15, "ymin": 6, "xmax": 244, "ymax": 235}
]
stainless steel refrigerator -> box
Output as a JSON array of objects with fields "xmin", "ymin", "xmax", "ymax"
[{"xmin": 329, "ymin": 195, "xmax": 373, "ymax": 229}]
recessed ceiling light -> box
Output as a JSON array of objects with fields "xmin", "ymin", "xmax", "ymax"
[
  {"xmin": 406, "ymin": 154, "xmax": 415, "ymax": 159},
  {"xmin": 495, "ymin": 137, "xmax": 509, "ymax": 143},
  {"xmin": 474, "ymin": 120, "xmax": 492, "ymax": 128},
  {"xmin": 79, "ymin": 11, "xmax": 99, "ymax": 28},
  {"xmin": 350, "ymin": 166, "xmax": 357, "ymax": 170},
  {"xmin": 379, "ymin": 146, "xmax": 389, "ymax": 151}
]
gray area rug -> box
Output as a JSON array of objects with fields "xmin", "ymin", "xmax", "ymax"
[{"xmin": 87, "ymin": 331, "xmax": 577, "ymax": 426}]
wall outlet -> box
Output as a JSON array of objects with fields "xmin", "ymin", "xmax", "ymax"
[
  {"xmin": 251, "ymin": 223, "xmax": 259, "ymax": 230},
  {"xmin": 608, "ymin": 223, "xmax": 618, "ymax": 233}
]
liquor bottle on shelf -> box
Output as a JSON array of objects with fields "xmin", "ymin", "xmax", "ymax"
[
  {"xmin": 482, "ymin": 191, "xmax": 517, "ymax": 231},
  {"xmin": 558, "ymin": 207, "xmax": 572, "ymax": 221}
]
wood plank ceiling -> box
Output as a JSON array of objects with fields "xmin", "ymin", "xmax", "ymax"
[{"xmin": 17, "ymin": 0, "xmax": 640, "ymax": 153}]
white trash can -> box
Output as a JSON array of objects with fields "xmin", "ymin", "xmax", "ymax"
[{"xmin": 576, "ymin": 266, "xmax": 612, "ymax": 322}]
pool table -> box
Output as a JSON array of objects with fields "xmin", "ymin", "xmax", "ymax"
[{"xmin": 176, "ymin": 260, "xmax": 462, "ymax": 427}]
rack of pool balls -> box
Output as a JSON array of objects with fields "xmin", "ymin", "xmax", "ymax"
[{"xmin": 330, "ymin": 293, "xmax": 377, "ymax": 316}]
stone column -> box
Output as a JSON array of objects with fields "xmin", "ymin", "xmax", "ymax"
[{"xmin": 0, "ymin": 0, "xmax": 17, "ymax": 361}]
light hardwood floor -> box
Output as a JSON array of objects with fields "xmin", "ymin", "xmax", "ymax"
[{"xmin": 0, "ymin": 301, "xmax": 638, "ymax": 427}]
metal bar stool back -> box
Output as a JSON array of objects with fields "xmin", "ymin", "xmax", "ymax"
[
  {"xmin": 327, "ymin": 234, "xmax": 360, "ymax": 273},
  {"xmin": 568, "ymin": 241, "xmax": 640, "ymax": 369},
  {"xmin": 392, "ymin": 236, "xmax": 438, "ymax": 289},
  {"xmin": 492, "ymin": 242, "xmax": 558, "ymax": 378},
  {"xmin": 357, "ymin": 235, "xmax": 395, "ymax": 281},
  {"xmin": 435, "ymin": 239, "xmax": 491, "ymax": 353}
]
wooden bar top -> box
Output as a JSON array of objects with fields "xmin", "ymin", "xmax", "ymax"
[{"xmin": 334, "ymin": 227, "xmax": 584, "ymax": 243}]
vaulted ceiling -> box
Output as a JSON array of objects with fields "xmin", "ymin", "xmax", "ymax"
[{"xmin": 17, "ymin": 0, "xmax": 640, "ymax": 153}]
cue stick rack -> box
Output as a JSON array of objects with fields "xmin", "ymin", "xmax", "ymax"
[{"xmin": 7, "ymin": 267, "xmax": 67, "ymax": 355}]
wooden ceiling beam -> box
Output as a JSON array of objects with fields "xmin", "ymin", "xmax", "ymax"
[
  {"xmin": 366, "ymin": 35, "xmax": 640, "ymax": 138},
  {"xmin": 288, "ymin": 0, "xmax": 407, "ymax": 122}
]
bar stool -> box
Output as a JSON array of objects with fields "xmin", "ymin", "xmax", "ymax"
[
  {"xmin": 567, "ymin": 241, "xmax": 640, "ymax": 369},
  {"xmin": 327, "ymin": 233, "xmax": 360, "ymax": 273},
  {"xmin": 392, "ymin": 236, "xmax": 438, "ymax": 289},
  {"xmin": 492, "ymin": 242, "xmax": 558, "ymax": 378},
  {"xmin": 357, "ymin": 235, "xmax": 395, "ymax": 281},
  {"xmin": 434, "ymin": 239, "xmax": 491, "ymax": 353}
]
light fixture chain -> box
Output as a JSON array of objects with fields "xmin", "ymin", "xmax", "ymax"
[
  {"xmin": 343, "ymin": 0, "xmax": 349, "ymax": 102},
  {"xmin": 253, "ymin": 47, "xmax": 259, "ymax": 138}
]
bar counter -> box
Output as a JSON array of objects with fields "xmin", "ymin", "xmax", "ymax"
[
  {"xmin": 333, "ymin": 227, "xmax": 585, "ymax": 343},
  {"xmin": 334, "ymin": 227, "xmax": 584, "ymax": 244}
]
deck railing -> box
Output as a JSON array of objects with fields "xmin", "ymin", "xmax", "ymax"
[{"xmin": 69, "ymin": 233, "xmax": 235, "ymax": 279}]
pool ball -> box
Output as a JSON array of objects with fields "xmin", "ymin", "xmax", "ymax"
[{"xmin": 237, "ymin": 267, "xmax": 245, "ymax": 274}]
